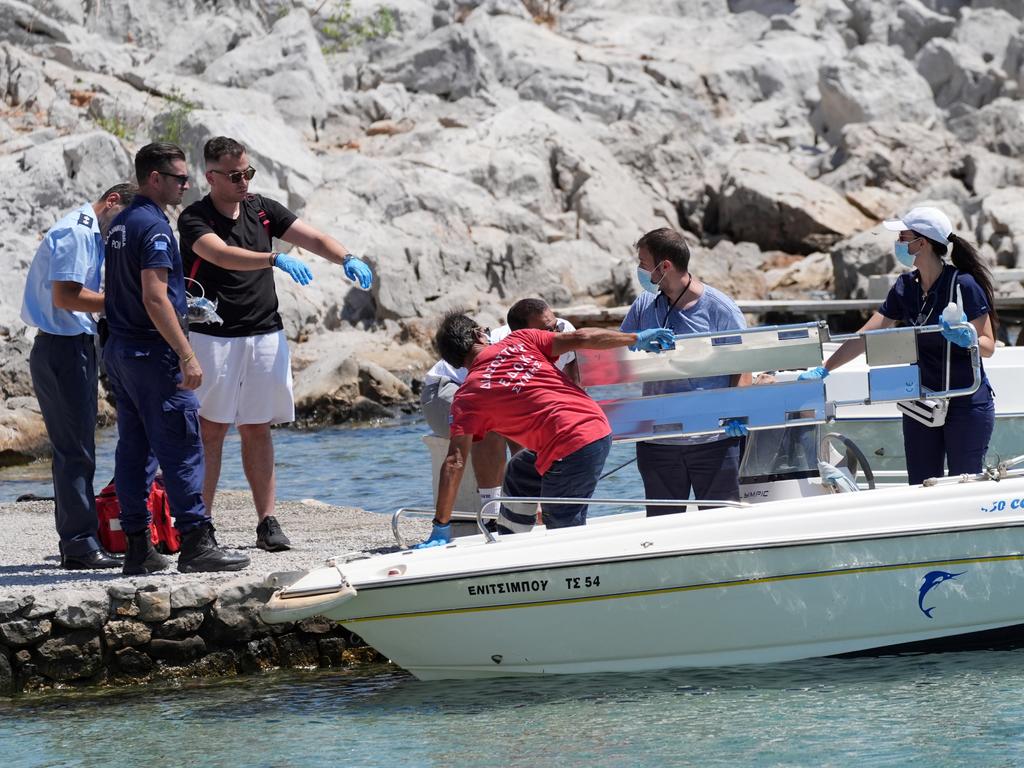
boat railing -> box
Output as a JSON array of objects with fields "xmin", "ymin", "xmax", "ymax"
[
  {"xmin": 391, "ymin": 498, "xmax": 749, "ymax": 548},
  {"xmin": 475, "ymin": 497, "xmax": 749, "ymax": 544},
  {"xmin": 577, "ymin": 320, "xmax": 981, "ymax": 443}
]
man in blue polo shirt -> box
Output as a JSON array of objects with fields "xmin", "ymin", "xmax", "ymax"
[
  {"xmin": 21, "ymin": 183, "xmax": 135, "ymax": 569},
  {"xmin": 104, "ymin": 142, "xmax": 249, "ymax": 575},
  {"xmin": 621, "ymin": 228, "xmax": 751, "ymax": 515}
]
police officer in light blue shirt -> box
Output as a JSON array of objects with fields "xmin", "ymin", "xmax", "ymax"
[
  {"xmin": 103, "ymin": 142, "xmax": 250, "ymax": 576},
  {"xmin": 620, "ymin": 228, "xmax": 751, "ymax": 515},
  {"xmin": 21, "ymin": 183, "xmax": 135, "ymax": 569}
]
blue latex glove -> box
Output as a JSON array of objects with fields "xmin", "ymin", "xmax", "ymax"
[
  {"xmin": 723, "ymin": 419, "xmax": 748, "ymax": 438},
  {"xmin": 630, "ymin": 327, "xmax": 676, "ymax": 353},
  {"xmin": 940, "ymin": 314, "xmax": 974, "ymax": 348},
  {"xmin": 273, "ymin": 252, "xmax": 313, "ymax": 286},
  {"xmin": 414, "ymin": 522, "xmax": 452, "ymax": 549},
  {"xmin": 797, "ymin": 365, "xmax": 829, "ymax": 380},
  {"xmin": 343, "ymin": 255, "xmax": 373, "ymax": 289}
]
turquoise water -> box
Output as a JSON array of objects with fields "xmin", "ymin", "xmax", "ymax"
[
  {"xmin": 0, "ymin": 415, "xmax": 646, "ymax": 515},
  {"xmin": 5, "ymin": 651, "xmax": 1024, "ymax": 767}
]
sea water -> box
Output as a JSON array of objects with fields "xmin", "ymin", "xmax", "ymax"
[
  {"xmin": 6, "ymin": 416, "xmax": 1024, "ymax": 766},
  {"xmin": 4, "ymin": 651, "xmax": 1024, "ymax": 767},
  {"xmin": 0, "ymin": 415, "xmax": 648, "ymax": 514}
]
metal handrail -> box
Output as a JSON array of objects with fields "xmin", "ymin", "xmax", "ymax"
[
  {"xmin": 391, "ymin": 507, "xmax": 436, "ymax": 550},
  {"xmin": 391, "ymin": 505, "xmax": 504, "ymax": 549},
  {"xmin": 477, "ymin": 497, "xmax": 750, "ymax": 544},
  {"xmin": 829, "ymin": 321, "xmax": 981, "ymax": 408}
]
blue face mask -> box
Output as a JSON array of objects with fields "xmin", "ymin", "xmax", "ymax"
[
  {"xmin": 893, "ymin": 238, "xmax": 920, "ymax": 268},
  {"xmin": 637, "ymin": 265, "xmax": 662, "ymax": 294}
]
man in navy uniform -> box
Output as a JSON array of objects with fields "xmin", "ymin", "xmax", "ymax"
[
  {"xmin": 178, "ymin": 136, "xmax": 374, "ymax": 552},
  {"xmin": 21, "ymin": 183, "xmax": 135, "ymax": 569},
  {"xmin": 103, "ymin": 142, "xmax": 250, "ymax": 575}
]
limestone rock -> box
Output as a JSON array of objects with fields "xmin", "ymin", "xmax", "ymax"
[
  {"xmin": 954, "ymin": 8, "xmax": 1022, "ymax": 69},
  {"xmin": 34, "ymin": 630, "xmax": 102, "ymax": 681},
  {"xmin": 103, "ymin": 620, "xmax": 152, "ymax": 650},
  {"xmin": 207, "ymin": 579, "xmax": 274, "ymax": 644},
  {"xmin": 975, "ymin": 0, "xmax": 1024, "ymax": 19},
  {"xmin": 980, "ymin": 188, "xmax": 1024, "ymax": 268},
  {"xmin": 136, "ymin": 589, "xmax": 171, "ymax": 623},
  {"xmin": 717, "ymin": 149, "xmax": 871, "ymax": 254},
  {"xmin": 0, "ymin": 595, "xmax": 31, "ymax": 620},
  {"xmin": 892, "ymin": 0, "xmax": 956, "ymax": 58},
  {"xmin": 949, "ymin": 98, "xmax": 1024, "ymax": 157},
  {"xmin": 765, "ymin": 252, "xmax": 834, "ymax": 298},
  {"xmin": 293, "ymin": 351, "xmax": 360, "ymax": 423},
  {"xmin": 204, "ymin": 9, "xmax": 333, "ymax": 129},
  {"xmin": 0, "ymin": 618, "xmax": 51, "ymax": 647},
  {"xmin": 23, "ymin": 595, "xmax": 57, "ymax": 620},
  {"xmin": 373, "ymin": 24, "xmax": 495, "ymax": 101},
  {"xmin": 915, "ymin": 38, "xmax": 1004, "ymax": 109},
  {"xmin": 962, "ymin": 148, "xmax": 1024, "ymax": 198},
  {"xmin": 0, "ymin": 396, "xmax": 47, "ymax": 464},
  {"xmin": 831, "ymin": 227, "xmax": 894, "ymax": 301},
  {"xmin": 153, "ymin": 609, "xmax": 205, "ymax": 640},
  {"xmin": 691, "ymin": 240, "xmax": 769, "ymax": 300},
  {"xmin": 52, "ymin": 589, "xmax": 109, "ymax": 630},
  {"xmin": 170, "ymin": 583, "xmax": 218, "ymax": 611},
  {"xmin": 816, "ymin": 43, "xmax": 938, "ymax": 145},
  {"xmin": 358, "ymin": 361, "xmax": 413, "ymax": 406},
  {"xmin": 822, "ymin": 121, "xmax": 966, "ymax": 193}
]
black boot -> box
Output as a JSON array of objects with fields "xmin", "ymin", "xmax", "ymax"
[
  {"xmin": 123, "ymin": 531, "xmax": 171, "ymax": 576},
  {"xmin": 177, "ymin": 524, "xmax": 251, "ymax": 573}
]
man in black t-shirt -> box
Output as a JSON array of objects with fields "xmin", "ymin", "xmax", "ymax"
[{"xmin": 178, "ymin": 136, "xmax": 374, "ymax": 552}]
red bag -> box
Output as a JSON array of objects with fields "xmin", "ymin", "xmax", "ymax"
[{"xmin": 96, "ymin": 476, "xmax": 181, "ymax": 554}]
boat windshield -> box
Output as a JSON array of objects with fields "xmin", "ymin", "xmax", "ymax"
[{"xmin": 739, "ymin": 425, "xmax": 820, "ymax": 482}]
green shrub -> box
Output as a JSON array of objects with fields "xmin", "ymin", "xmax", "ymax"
[
  {"xmin": 153, "ymin": 90, "xmax": 197, "ymax": 146},
  {"xmin": 95, "ymin": 114, "xmax": 132, "ymax": 140},
  {"xmin": 317, "ymin": 0, "xmax": 395, "ymax": 54}
]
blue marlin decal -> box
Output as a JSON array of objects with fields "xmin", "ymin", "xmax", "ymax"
[{"xmin": 918, "ymin": 570, "xmax": 965, "ymax": 618}]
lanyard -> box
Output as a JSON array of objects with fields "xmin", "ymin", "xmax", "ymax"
[{"xmin": 659, "ymin": 276, "xmax": 692, "ymax": 328}]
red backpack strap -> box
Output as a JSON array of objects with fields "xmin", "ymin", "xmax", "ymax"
[{"xmin": 250, "ymin": 194, "xmax": 272, "ymax": 237}]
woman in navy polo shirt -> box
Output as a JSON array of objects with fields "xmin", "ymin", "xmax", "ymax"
[{"xmin": 800, "ymin": 206, "xmax": 997, "ymax": 484}]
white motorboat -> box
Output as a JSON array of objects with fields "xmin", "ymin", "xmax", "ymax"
[{"xmin": 262, "ymin": 320, "xmax": 1024, "ymax": 680}]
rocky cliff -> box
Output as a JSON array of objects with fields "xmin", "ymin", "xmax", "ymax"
[{"xmin": 2, "ymin": 0, "xmax": 1023, "ymax": 461}]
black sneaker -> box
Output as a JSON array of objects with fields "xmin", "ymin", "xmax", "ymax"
[
  {"xmin": 256, "ymin": 516, "xmax": 291, "ymax": 552},
  {"xmin": 177, "ymin": 524, "xmax": 251, "ymax": 573}
]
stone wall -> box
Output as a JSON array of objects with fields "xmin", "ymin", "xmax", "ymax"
[{"xmin": 0, "ymin": 578, "xmax": 383, "ymax": 696}]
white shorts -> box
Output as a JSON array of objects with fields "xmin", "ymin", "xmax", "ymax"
[{"xmin": 191, "ymin": 330, "xmax": 295, "ymax": 426}]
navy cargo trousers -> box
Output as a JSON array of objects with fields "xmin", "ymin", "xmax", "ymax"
[{"xmin": 102, "ymin": 336, "xmax": 208, "ymax": 535}]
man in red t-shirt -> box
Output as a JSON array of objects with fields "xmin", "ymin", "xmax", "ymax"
[{"xmin": 416, "ymin": 313, "xmax": 675, "ymax": 547}]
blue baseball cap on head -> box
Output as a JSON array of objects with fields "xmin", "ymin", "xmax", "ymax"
[{"xmin": 883, "ymin": 206, "xmax": 952, "ymax": 245}]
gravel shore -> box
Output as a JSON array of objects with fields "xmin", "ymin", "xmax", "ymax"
[{"xmin": 1, "ymin": 491, "xmax": 430, "ymax": 598}]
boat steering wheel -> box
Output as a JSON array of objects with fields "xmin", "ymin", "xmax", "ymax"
[{"xmin": 819, "ymin": 432, "xmax": 876, "ymax": 491}]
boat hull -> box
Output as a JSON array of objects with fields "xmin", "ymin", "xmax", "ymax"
[
  {"xmin": 329, "ymin": 527, "xmax": 1024, "ymax": 679},
  {"xmin": 262, "ymin": 477, "xmax": 1024, "ymax": 680}
]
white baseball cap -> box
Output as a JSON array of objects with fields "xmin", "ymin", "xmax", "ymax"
[{"xmin": 882, "ymin": 206, "xmax": 952, "ymax": 245}]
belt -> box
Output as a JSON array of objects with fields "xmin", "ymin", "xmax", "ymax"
[{"xmin": 35, "ymin": 330, "xmax": 91, "ymax": 339}]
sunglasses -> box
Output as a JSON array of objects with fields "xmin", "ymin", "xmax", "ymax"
[
  {"xmin": 209, "ymin": 166, "xmax": 256, "ymax": 184},
  {"xmin": 157, "ymin": 170, "xmax": 190, "ymax": 186}
]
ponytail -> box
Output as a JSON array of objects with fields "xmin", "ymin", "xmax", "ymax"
[{"xmin": 947, "ymin": 233, "xmax": 999, "ymax": 332}]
